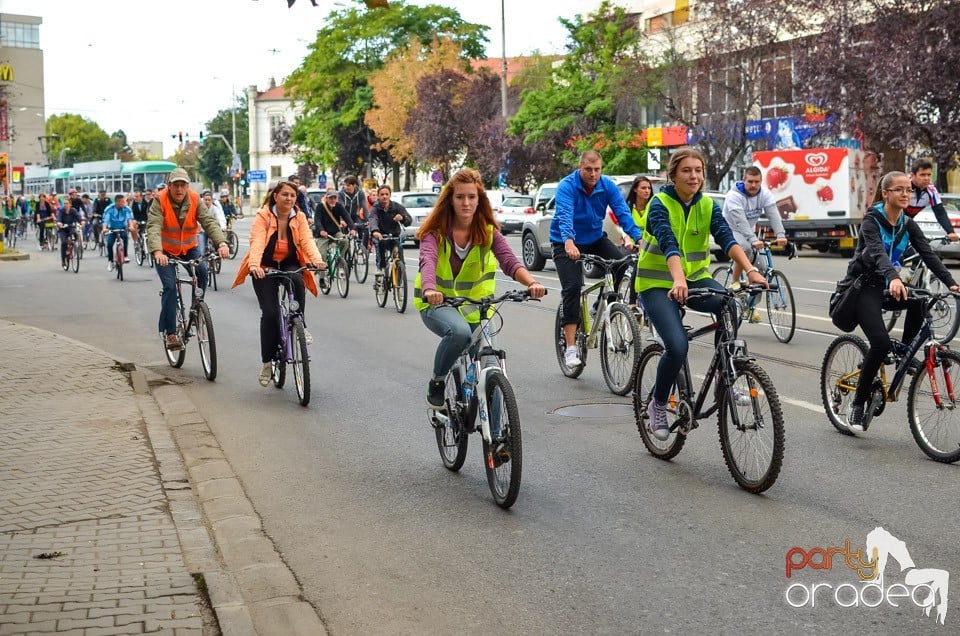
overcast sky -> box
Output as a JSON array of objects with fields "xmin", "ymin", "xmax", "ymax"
[{"xmin": 4, "ymin": 0, "xmax": 592, "ymax": 158}]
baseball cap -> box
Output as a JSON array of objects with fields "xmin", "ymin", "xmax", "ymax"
[
  {"xmin": 68, "ymin": 188, "xmax": 77, "ymax": 195},
  {"xmin": 324, "ymin": 188, "xmax": 337, "ymax": 198},
  {"xmin": 167, "ymin": 168, "xmax": 190, "ymax": 184}
]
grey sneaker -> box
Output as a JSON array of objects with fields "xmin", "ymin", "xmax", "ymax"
[{"xmin": 646, "ymin": 399, "xmax": 670, "ymax": 440}]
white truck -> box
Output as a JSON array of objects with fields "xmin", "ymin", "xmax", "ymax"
[{"xmin": 752, "ymin": 147, "xmax": 879, "ymax": 258}]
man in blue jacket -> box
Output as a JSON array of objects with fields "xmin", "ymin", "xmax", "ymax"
[
  {"xmin": 102, "ymin": 194, "xmax": 134, "ymax": 271},
  {"xmin": 551, "ymin": 150, "xmax": 642, "ymax": 369}
]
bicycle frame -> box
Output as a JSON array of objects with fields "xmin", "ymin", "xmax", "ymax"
[
  {"xmin": 168, "ymin": 259, "xmax": 205, "ymax": 341},
  {"xmin": 273, "ymin": 272, "xmax": 310, "ymax": 364},
  {"xmin": 579, "ymin": 254, "xmax": 634, "ymax": 347}
]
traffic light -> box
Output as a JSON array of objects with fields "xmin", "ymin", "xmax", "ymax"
[
  {"xmin": 178, "ymin": 131, "xmax": 183, "ymax": 143},
  {"xmin": 199, "ymin": 131, "xmax": 204, "ymax": 142}
]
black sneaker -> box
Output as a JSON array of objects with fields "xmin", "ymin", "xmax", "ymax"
[
  {"xmin": 847, "ymin": 401, "xmax": 865, "ymax": 433},
  {"xmin": 427, "ymin": 379, "xmax": 445, "ymax": 410}
]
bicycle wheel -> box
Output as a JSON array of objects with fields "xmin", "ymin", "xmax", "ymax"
[
  {"xmin": 765, "ymin": 269, "xmax": 796, "ymax": 343},
  {"xmin": 72, "ymin": 240, "xmax": 80, "ymax": 273},
  {"xmin": 136, "ymin": 239, "xmax": 145, "ymax": 266},
  {"xmin": 717, "ymin": 360, "xmax": 785, "ymax": 493},
  {"xmin": 711, "ymin": 265, "xmax": 732, "ymax": 287},
  {"xmin": 115, "ymin": 242, "xmax": 124, "ymax": 281},
  {"xmin": 375, "ymin": 268, "xmax": 389, "ymax": 307},
  {"xmin": 600, "ymin": 303, "xmax": 642, "ymax": 395},
  {"xmin": 195, "ymin": 301, "xmax": 217, "ymax": 381},
  {"xmin": 208, "ymin": 266, "xmax": 218, "ymax": 292},
  {"xmin": 61, "ymin": 243, "xmax": 70, "ymax": 271},
  {"xmin": 318, "ymin": 268, "xmax": 332, "ymax": 296},
  {"xmin": 213, "ymin": 255, "xmax": 222, "ymax": 274},
  {"xmin": 884, "ymin": 309, "xmax": 901, "ymax": 333},
  {"xmin": 335, "ymin": 256, "xmax": 350, "ymax": 298},
  {"xmin": 291, "ymin": 317, "xmax": 311, "ymax": 406},
  {"xmin": 75, "ymin": 234, "xmax": 83, "ymax": 260},
  {"xmin": 436, "ymin": 367, "xmax": 469, "ymax": 471},
  {"xmin": 227, "ymin": 231, "xmax": 239, "ymax": 259},
  {"xmin": 354, "ymin": 243, "xmax": 369, "ymax": 283},
  {"xmin": 907, "ymin": 349, "xmax": 960, "ymax": 463},
  {"xmin": 632, "ymin": 343, "xmax": 686, "ymax": 459},
  {"xmin": 926, "ymin": 278, "xmax": 960, "ymax": 343},
  {"xmin": 483, "ymin": 371, "xmax": 522, "ymax": 509},
  {"xmin": 164, "ymin": 306, "xmax": 187, "ymax": 369},
  {"xmin": 554, "ymin": 305, "xmax": 586, "ymax": 378},
  {"xmin": 820, "ymin": 334, "xmax": 868, "ymax": 435},
  {"xmin": 392, "ymin": 261, "xmax": 407, "ymax": 313}
]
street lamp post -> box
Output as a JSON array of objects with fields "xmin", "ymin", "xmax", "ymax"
[
  {"xmin": 500, "ymin": 0, "xmax": 508, "ymax": 119},
  {"xmin": 58, "ymin": 147, "xmax": 72, "ymax": 168}
]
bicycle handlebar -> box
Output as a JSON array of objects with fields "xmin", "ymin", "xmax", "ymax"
[
  {"xmin": 579, "ymin": 253, "xmax": 636, "ymax": 270},
  {"xmin": 262, "ymin": 266, "xmax": 321, "ymax": 277},
  {"xmin": 687, "ymin": 284, "xmax": 777, "ymax": 300},
  {"xmin": 438, "ymin": 288, "xmax": 546, "ymax": 308}
]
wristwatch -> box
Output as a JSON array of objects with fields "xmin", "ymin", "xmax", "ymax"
[{"xmin": 746, "ymin": 267, "xmax": 761, "ymax": 275}]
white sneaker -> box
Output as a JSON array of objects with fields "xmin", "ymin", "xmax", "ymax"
[
  {"xmin": 107, "ymin": 261, "xmax": 114, "ymax": 272},
  {"xmin": 258, "ymin": 363, "xmax": 273, "ymax": 387},
  {"xmin": 564, "ymin": 346, "xmax": 582, "ymax": 369},
  {"xmin": 303, "ymin": 329, "xmax": 314, "ymax": 345}
]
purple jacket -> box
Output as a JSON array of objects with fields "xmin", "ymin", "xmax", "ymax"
[{"xmin": 418, "ymin": 230, "xmax": 522, "ymax": 292}]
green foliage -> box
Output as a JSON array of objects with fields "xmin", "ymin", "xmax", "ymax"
[
  {"xmin": 285, "ymin": 0, "xmax": 487, "ymax": 173},
  {"xmin": 199, "ymin": 97, "xmax": 250, "ymax": 189},
  {"xmin": 566, "ymin": 131, "xmax": 648, "ymax": 174},
  {"xmin": 47, "ymin": 114, "xmax": 110, "ymax": 164}
]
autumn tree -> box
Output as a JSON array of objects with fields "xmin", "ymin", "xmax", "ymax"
[
  {"xmin": 46, "ymin": 114, "xmax": 111, "ymax": 164},
  {"xmin": 793, "ymin": 0, "xmax": 960, "ymax": 173}
]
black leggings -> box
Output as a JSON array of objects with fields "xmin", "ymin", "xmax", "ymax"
[
  {"xmin": 553, "ymin": 236, "xmax": 626, "ymax": 327},
  {"xmin": 251, "ymin": 270, "xmax": 307, "ymax": 363},
  {"xmin": 854, "ymin": 284, "xmax": 924, "ymax": 404}
]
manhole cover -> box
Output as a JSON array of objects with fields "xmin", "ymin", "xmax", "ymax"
[{"xmin": 552, "ymin": 403, "xmax": 634, "ymax": 418}]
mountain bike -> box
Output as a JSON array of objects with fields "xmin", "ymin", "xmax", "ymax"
[
  {"xmin": 346, "ymin": 221, "xmax": 369, "ymax": 283},
  {"xmin": 633, "ymin": 285, "xmax": 786, "ymax": 493},
  {"xmin": 429, "ymin": 289, "xmax": 543, "ymax": 508},
  {"xmin": 162, "ymin": 257, "xmax": 218, "ymax": 381},
  {"xmin": 373, "ymin": 234, "xmax": 407, "ymax": 313},
  {"xmin": 264, "ymin": 266, "xmax": 319, "ymax": 406},
  {"xmin": 554, "ymin": 253, "xmax": 642, "ymax": 395},
  {"xmin": 58, "ymin": 223, "xmax": 81, "ymax": 273},
  {"xmin": 882, "ymin": 238, "xmax": 960, "ymax": 343},
  {"xmin": 225, "ymin": 218, "xmax": 240, "ymax": 259},
  {"xmin": 107, "ymin": 229, "xmax": 127, "ymax": 281},
  {"xmin": 821, "ymin": 288, "xmax": 960, "ymax": 463},
  {"xmin": 711, "ymin": 240, "xmax": 796, "ymax": 343},
  {"xmin": 317, "ymin": 235, "xmax": 350, "ymax": 298}
]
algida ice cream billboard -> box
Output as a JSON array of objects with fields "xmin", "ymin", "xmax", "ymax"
[{"xmin": 752, "ymin": 148, "xmax": 880, "ymax": 256}]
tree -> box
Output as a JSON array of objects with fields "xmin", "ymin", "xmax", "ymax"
[
  {"xmin": 46, "ymin": 114, "xmax": 111, "ymax": 164},
  {"xmin": 793, "ymin": 0, "xmax": 960, "ymax": 172},
  {"xmin": 108, "ymin": 130, "xmax": 135, "ymax": 162},
  {"xmin": 285, "ymin": 1, "xmax": 487, "ymax": 174},
  {"xmin": 644, "ymin": 0, "xmax": 809, "ymax": 188},
  {"xmin": 198, "ymin": 97, "xmax": 250, "ymax": 190},
  {"xmin": 167, "ymin": 142, "xmax": 201, "ymax": 182},
  {"xmin": 405, "ymin": 69, "xmax": 471, "ymax": 174}
]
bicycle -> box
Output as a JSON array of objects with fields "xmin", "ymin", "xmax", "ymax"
[
  {"xmin": 58, "ymin": 223, "xmax": 81, "ymax": 273},
  {"xmin": 346, "ymin": 221, "xmax": 370, "ymax": 284},
  {"xmin": 633, "ymin": 285, "xmax": 786, "ymax": 493},
  {"xmin": 373, "ymin": 234, "xmax": 407, "ymax": 313},
  {"xmin": 203, "ymin": 239, "xmax": 222, "ymax": 292},
  {"xmin": 161, "ymin": 257, "xmax": 218, "ymax": 381},
  {"xmin": 429, "ymin": 289, "xmax": 543, "ymax": 508},
  {"xmin": 107, "ymin": 229, "xmax": 127, "ymax": 281},
  {"xmin": 224, "ymin": 217, "xmax": 240, "ymax": 259},
  {"xmin": 134, "ymin": 222, "xmax": 151, "ymax": 267},
  {"xmin": 554, "ymin": 253, "xmax": 642, "ymax": 395},
  {"xmin": 821, "ymin": 288, "xmax": 960, "ymax": 463},
  {"xmin": 711, "ymin": 240, "xmax": 797, "ymax": 343},
  {"xmin": 264, "ymin": 266, "xmax": 319, "ymax": 406},
  {"xmin": 2, "ymin": 218, "xmax": 17, "ymax": 249},
  {"xmin": 317, "ymin": 235, "xmax": 350, "ymax": 298},
  {"xmin": 882, "ymin": 238, "xmax": 960, "ymax": 343}
]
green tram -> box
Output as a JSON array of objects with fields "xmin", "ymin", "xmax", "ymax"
[{"xmin": 23, "ymin": 160, "xmax": 176, "ymax": 196}]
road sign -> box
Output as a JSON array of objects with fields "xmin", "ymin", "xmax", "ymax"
[
  {"xmin": 247, "ymin": 170, "xmax": 267, "ymax": 183},
  {"xmin": 432, "ymin": 185, "xmax": 442, "ymax": 193},
  {"xmin": 318, "ymin": 173, "xmax": 328, "ymax": 189},
  {"xmin": 431, "ymin": 170, "xmax": 443, "ymax": 183},
  {"xmin": 647, "ymin": 149, "xmax": 661, "ymax": 171}
]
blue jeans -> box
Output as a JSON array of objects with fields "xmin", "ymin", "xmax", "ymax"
[
  {"xmin": 640, "ymin": 277, "xmax": 734, "ymax": 403},
  {"xmin": 420, "ymin": 305, "xmax": 479, "ymax": 379},
  {"xmin": 105, "ymin": 229, "xmax": 128, "ymax": 262},
  {"xmin": 156, "ymin": 246, "xmax": 207, "ymax": 335}
]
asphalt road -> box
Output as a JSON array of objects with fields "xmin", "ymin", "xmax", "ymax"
[{"xmin": 3, "ymin": 223, "xmax": 958, "ymax": 635}]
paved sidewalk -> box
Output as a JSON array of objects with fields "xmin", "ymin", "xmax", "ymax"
[{"xmin": 0, "ymin": 322, "xmax": 327, "ymax": 635}]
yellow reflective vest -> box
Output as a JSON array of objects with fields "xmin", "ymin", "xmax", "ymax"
[
  {"xmin": 635, "ymin": 192, "xmax": 713, "ymax": 292},
  {"xmin": 414, "ymin": 229, "xmax": 497, "ymax": 322}
]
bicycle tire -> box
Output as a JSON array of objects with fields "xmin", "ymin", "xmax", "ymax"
[
  {"xmin": 76, "ymin": 234, "xmax": 83, "ymax": 260},
  {"xmin": 335, "ymin": 256, "xmax": 350, "ymax": 298},
  {"xmin": 907, "ymin": 348, "xmax": 960, "ymax": 463},
  {"xmin": 482, "ymin": 371, "xmax": 522, "ymax": 508},
  {"xmin": 436, "ymin": 367, "xmax": 469, "ymax": 471},
  {"xmin": 210, "ymin": 265, "xmax": 219, "ymax": 291},
  {"xmin": 61, "ymin": 243, "xmax": 70, "ymax": 271},
  {"xmin": 820, "ymin": 334, "xmax": 868, "ymax": 435},
  {"xmin": 228, "ymin": 231, "xmax": 239, "ymax": 259},
  {"xmin": 164, "ymin": 305, "xmax": 187, "ymax": 368},
  {"xmin": 765, "ymin": 269, "xmax": 796, "ymax": 343},
  {"xmin": 196, "ymin": 301, "xmax": 217, "ymax": 381},
  {"xmin": 554, "ymin": 305, "xmax": 586, "ymax": 378},
  {"xmin": 375, "ymin": 269, "xmax": 389, "ymax": 307},
  {"xmin": 600, "ymin": 303, "xmax": 642, "ymax": 395},
  {"xmin": 354, "ymin": 244, "xmax": 369, "ymax": 283},
  {"xmin": 711, "ymin": 265, "xmax": 732, "ymax": 287},
  {"xmin": 136, "ymin": 239, "xmax": 146, "ymax": 266},
  {"xmin": 632, "ymin": 343, "xmax": 686, "ymax": 459},
  {"xmin": 393, "ymin": 261, "xmax": 407, "ymax": 313},
  {"xmin": 72, "ymin": 240, "xmax": 80, "ymax": 273},
  {"xmin": 115, "ymin": 242, "xmax": 124, "ymax": 281},
  {"xmin": 319, "ymin": 269, "xmax": 332, "ymax": 296},
  {"xmin": 291, "ymin": 317, "xmax": 311, "ymax": 406},
  {"xmin": 884, "ymin": 309, "xmax": 900, "ymax": 333},
  {"xmin": 926, "ymin": 278, "xmax": 960, "ymax": 343},
  {"xmin": 717, "ymin": 359, "xmax": 785, "ymax": 493}
]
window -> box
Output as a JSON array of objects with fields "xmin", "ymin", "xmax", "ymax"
[
  {"xmin": 0, "ymin": 21, "xmax": 40, "ymax": 49},
  {"xmin": 760, "ymin": 53, "xmax": 797, "ymax": 119},
  {"xmin": 269, "ymin": 115, "xmax": 285, "ymax": 139},
  {"xmin": 270, "ymin": 165, "xmax": 282, "ymax": 179}
]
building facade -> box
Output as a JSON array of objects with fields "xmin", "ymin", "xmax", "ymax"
[
  {"xmin": 0, "ymin": 12, "xmax": 45, "ymax": 172},
  {"xmin": 246, "ymin": 82, "xmax": 304, "ymax": 205}
]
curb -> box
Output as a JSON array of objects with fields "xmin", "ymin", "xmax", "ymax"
[
  {"xmin": 138, "ymin": 369, "xmax": 328, "ymax": 636},
  {"xmin": 0, "ymin": 250, "xmax": 30, "ymax": 261}
]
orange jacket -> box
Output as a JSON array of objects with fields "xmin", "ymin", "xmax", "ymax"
[{"xmin": 232, "ymin": 204, "xmax": 324, "ymax": 296}]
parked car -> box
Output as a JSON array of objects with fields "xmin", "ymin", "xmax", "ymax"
[
  {"xmin": 392, "ymin": 191, "xmax": 439, "ymax": 244},
  {"xmin": 521, "ymin": 175, "xmax": 664, "ymax": 277},
  {"xmin": 916, "ymin": 192, "xmax": 960, "ymax": 260},
  {"xmin": 495, "ymin": 194, "xmax": 536, "ymax": 234}
]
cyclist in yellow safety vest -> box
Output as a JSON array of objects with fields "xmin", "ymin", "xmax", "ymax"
[
  {"xmin": 414, "ymin": 168, "xmax": 546, "ymax": 410},
  {"xmin": 635, "ymin": 147, "xmax": 766, "ymax": 441}
]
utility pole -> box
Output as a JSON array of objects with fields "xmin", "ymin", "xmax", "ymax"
[{"xmin": 500, "ymin": 0, "xmax": 508, "ymax": 119}]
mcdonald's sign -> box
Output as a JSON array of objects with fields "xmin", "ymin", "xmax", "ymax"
[{"xmin": 0, "ymin": 64, "xmax": 13, "ymax": 82}]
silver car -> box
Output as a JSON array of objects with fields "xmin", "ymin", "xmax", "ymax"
[{"xmin": 914, "ymin": 193, "xmax": 960, "ymax": 259}]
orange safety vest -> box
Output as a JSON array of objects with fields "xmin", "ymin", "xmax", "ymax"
[{"xmin": 159, "ymin": 189, "xmax": 200, "ymax": 256}]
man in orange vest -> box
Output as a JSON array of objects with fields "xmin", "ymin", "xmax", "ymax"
[{"xmin": 147, "ymin": 168, "xmax": 229, "ymax": 351}]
